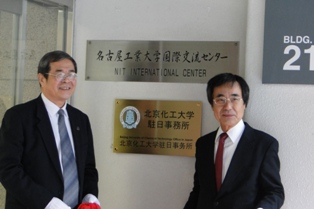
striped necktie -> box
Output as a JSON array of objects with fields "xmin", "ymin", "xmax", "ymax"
[{"xmin": 58, "ymin": 109, "xmax": 79, "ymax": 208}]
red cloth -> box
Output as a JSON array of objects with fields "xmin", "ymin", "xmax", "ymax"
[{"xmin": 78, "ymin": 203, "xmax": 101, "ymax": 209}]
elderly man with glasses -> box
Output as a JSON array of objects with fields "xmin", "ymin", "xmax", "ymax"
[
  {"xmin": 184, "ymin": 73, "xmax": 284, "ymax": 209},
  {"xmin": 0, "ymin": 51, "xmax": 100, "ymax": 209}
]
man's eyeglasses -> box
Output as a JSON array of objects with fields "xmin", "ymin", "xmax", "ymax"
[
  {"xmin": 46, "ymin": 72, "xmax": 77, "ymax": 81},
  {"xmin": 213, "ymin": 96, "xmax": 243, "ymax": 105}
]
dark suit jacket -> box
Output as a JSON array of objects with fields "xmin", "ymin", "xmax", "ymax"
[
  {"xmin": 184, "ymin": 123, "xmax": 284, "ymax": 209},
  {"xmin": 0, "ymin": 95, "xmax": 98, "ymax": 209}
]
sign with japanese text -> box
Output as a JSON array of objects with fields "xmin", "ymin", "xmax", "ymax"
[
  {"xmin": 263, "ymin": 0, "xmax": 314, "ymax": 84},
  {"xmin": 86, "ymin": 40, "xmax": 239, "ymax": 83},
  {"xmin": 113, "ymin": 99, "xmax": 202, "ymax": 156}
]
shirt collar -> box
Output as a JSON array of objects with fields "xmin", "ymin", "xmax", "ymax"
[
  {"xmin": 216, "ymin": 120, "xmax": 245, "ymax": 143},
  {"xmin": 41, "ymin": 93, "xmax": 68, "ymax": 117}
]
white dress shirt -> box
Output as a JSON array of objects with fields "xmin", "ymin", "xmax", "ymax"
[
  {"xmin": 41, "ymin": 93, "xmax": 75, "ymax": 171},
  {"xmin": 214, "ymin": 119, "xmax": 245, "ymax": 182},
  {"xmin": 41, "ymin": 93, "xmax": 100, "ymax": 208}
]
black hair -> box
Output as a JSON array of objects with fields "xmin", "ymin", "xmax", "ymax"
[
  {"xmin": 206, "ymin": 73, "xmax": 250, "ymax": 107},
  {"xmin": 37, "ymin": 50, "xmax": 77, "ymax": 79}
]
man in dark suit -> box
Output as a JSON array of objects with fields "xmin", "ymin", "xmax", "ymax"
[
  {"xmin": 0, "ymin": 51, "xmax": 99, "ymax": 209},
  {"xmin": 184, "ymin": 73, "xmax": 284, "ymax": 209}
]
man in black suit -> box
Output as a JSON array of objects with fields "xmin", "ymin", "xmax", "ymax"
[
  {"xmin": 0, "ymin": 51, "xmax": 99, "ymax": 209},
  {"xmin": 184, "ymin": 73, "xmax": 284, "ymax": 209}
]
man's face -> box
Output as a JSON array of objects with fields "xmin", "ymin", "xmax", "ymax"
[
  {"xmin": 212, "ymin": 81, "xmax": 245, "ymax": 132},
  {"xmin": 38, "ymin": 59, "xmax": 76, "ymax": 108}
]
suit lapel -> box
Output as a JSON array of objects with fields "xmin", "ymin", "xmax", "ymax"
[
  {"xmin": 208, "ymin": 131, "xmax": 219, "ymax": 195},
  {"xmin": 198, "ymin": 131, "xmax": 219, "ymax": 196},
  {"xmin": 35, "ymin": 96, "xmax": 63, "ymax": 180},
  {"xmin": 66, "ymin": 105, "xmax": 84, "ymax": 182}
]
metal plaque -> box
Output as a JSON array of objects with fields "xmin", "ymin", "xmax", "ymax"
[
  {"xmin": 86, "ymin": 40, "xmax": 239, "ymax": 83},
  {"xmin": 113, "ymin": 99, "xmax": 202, "ymax": 156}
]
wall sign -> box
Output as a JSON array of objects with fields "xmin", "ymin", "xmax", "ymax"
[
  {"xmin": 113, "ymin": 99, "xmax": 202, "ymax": 156},
  {"xmin": 263, "ymin": 0, "xmax": 314, "ymax": 84},
  {"xmin": 85, "ymin": 40, "xmax": 239, "ymax": 83}
]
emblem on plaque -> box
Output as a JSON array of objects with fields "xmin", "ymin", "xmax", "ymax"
[{"xmin": 120, "ymin": 106, "xmax": 140, "ymax": 129}]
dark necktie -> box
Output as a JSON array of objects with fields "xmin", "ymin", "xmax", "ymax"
[
  {"xmin": 58, "ymin": 109, "xmax": 79, "ymax": 208},
  {"xmin": 215, "ymin": 133, "xmax": 228, "ymax": 192}
]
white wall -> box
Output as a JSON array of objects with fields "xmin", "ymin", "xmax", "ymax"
[{"xmin": 72, "ymin": 0, "xmax": 312, "ymax": 208}]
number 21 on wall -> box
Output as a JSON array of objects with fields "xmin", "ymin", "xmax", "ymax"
[
  {"xmin": 283, "ymin": 36, "xmax": 314, "ymax": 71},
  {"xmin": 283, "ymin": 45, "xmax": 314, "ymax": 71}
]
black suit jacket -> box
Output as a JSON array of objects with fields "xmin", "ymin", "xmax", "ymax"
[
  {"xmin": 184, "ymin": 123, "xmax": 284, "ymax": 209},
  {"xmin": 0, "ymin": 95, "xmax": 98, "ymax": 209}
]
